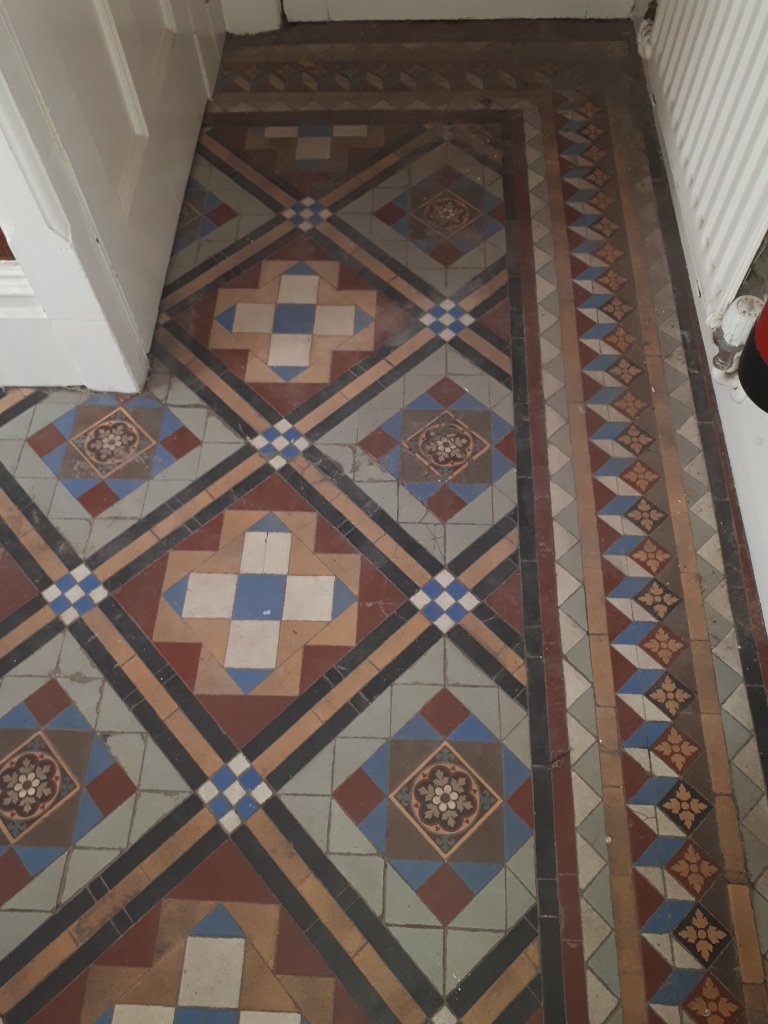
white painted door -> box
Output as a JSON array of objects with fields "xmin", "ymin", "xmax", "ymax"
[{"xmin": 0, "ymin": 0, "xmax": 224, "ymax": 389}]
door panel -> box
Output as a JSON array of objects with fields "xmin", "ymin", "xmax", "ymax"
[{"xmin": 1, "ymin": 0, "xmax": 224, "ymax": 359}]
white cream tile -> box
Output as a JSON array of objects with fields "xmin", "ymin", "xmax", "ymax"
[
  {"xmin": 283, "ymin": 575, "xmax": 335, "ymax": 621},
  {"xmin": 277, "ymin": 273, "xmax": 320, "ymax": 304},
  {"xmin": 313, "ymin": 305, "xmax": 356, "ymax": 336},
  {"xmin": 268, "ymin": 334, "xmax": 312, "ymax": 367},
  {"xmin": 241, "ymin": 531, "xmax": 292, "ymax": 574},
  {"xmin": 182, "ymin": 573, "xmax": 238, "ymax": 619},
  {"xmin": 232, "ymin": 303, "xmax": 275, "ymax": 333},
  {"xmin": 225, "ymin": 621, "xmax": 281, "ymax": 668},
  {"xmin": 178, "ymin": 935, "xmax": 245, "ymax": 1007}
]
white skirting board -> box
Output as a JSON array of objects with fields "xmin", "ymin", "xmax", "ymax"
[{"xmin": 224, "ymin": 0, "xmax": 633, "ymax": 32}]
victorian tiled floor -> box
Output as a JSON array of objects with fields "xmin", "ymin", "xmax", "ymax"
[{"xmin": 3, "ymin": 20, "xmax": 768, "ymax": 1024}]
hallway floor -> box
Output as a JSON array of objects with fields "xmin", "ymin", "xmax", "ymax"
[{"xmin": 1, "ymin": 21, "xmax": 768, "ymax": 1024}]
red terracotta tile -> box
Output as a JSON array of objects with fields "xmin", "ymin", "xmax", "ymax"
[
  {"xmin": 96, "ymin": 903, "xmax": 161, "ymax": 968},
  {"xmin": 425, "ymin": 486, "xmax": 466, "ymax": 522},
  {"xmin": 0, "ymin": 548, "xmax": 36, "ymax": 619},
  {"xmin": 417, "ymin": 864, "xmax": 474, "ymax": 925},
  {"xmin": 314, "ymin": 517, "xmax": 356, "ymax": 556},
  {"xmin": 374, "ymin": 202, "xmax": 404, "ymax": 227},
  {"xmin": 201, "ymin": 694, "xmax": 292, "ymax": 747},
  {"xmin": 232, "ymin": 476, "xmax": 314, "ymax": 513},
  {"xmin": 78, "ymin": 482, "xmax": 121, "ymax": 517},
  {"xmin": 333, "ymin": 981, "xmax": 370, "ymax": 1024},
  {"xmin": 275, "ymin": 910, "xmax": 333, "ymax": 977},
  {"xmin": 420, "ymin": 689, "xmax": 469, "ymax": 736},
  {"xmin": 26, "ymin": 678, "xmax": 72, "ymax": 725},
  {"xmin": 161, "ymin": 425, "xmax": 201, "ymax": 460},
  {"xmin": 176, "ymin": 515, "xmax": 224, "ymax": 552},
  {"xmin": 507, "ymin": 775, "xmax": 534, "ymax": 829},
  {"xmin": 116, "ymin": 555, "xmax": 169, "ymax": 637},
  {"xmin": 170, "ymin": 842, "xmax": 277, "ymax": 903},
  {"xmin": 358, "ymin": 560, "xmax": 404, "ymax": 608},
  {"xmin": 155, "ymin": 642, "xmax": 203, "ymax": 688},
  {"xmin": 641, "ymin": 940, "xmax": 672, "ymax": 1002},
  {"xmin": 429, "ymin": 242, "xmax": 463, "ymax": 268},
  {"xmin": 27, "ymin": 422, "xmax": 66, "ymax": 458},
  {"xmin": 333, "ymin": 768, "xmax": 385, "ymax": 825},
  {"xmin": 486, "ymin": 571, "xmax": 523, "ymax": 634},
  {"xmin": 494, "ymin": 428, "xmax": 516, "ymax": 463},
  {"xmin": 427, "ymin": 377, "xmax": 466, "ymax": 407},
  {"xmin": 359, "ymin": 426, "xmax": 398, "ymax": 462},
  {"xmin": 87, "ymin": 761, "xmax": 137, "ymax": 817},
  {"xmin": 26, "ymin": 972, "xmax": 88, "ymax": 1024},
  {"xmin": 0, "ymin": 849, "xmax": 31, "ymax": 904},
  {"xmin": 300, "ymin": 645, "xmax": 349, "ymax": 691}
]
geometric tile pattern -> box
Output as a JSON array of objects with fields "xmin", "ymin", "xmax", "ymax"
[
  {"xmin": 42, "ymin": 565, "xmax": 107, "ymax": 624},
  {"xmin": 409, "ymin": 569, "xmax": 479, "ymax": 632},
  {"xmin": 26, "ymin": 396, "xmax": 201, "ymax": 516},
  {"xmin": 197, "ymin": 753, "xmax": 271, "ymax": 833},
  {"xmin": 0, "ymin": 27, "xmax": 767, "ymax": 1024},
  {"xmin": 360, "ymin": 375, "xmax": 515, "ymax": 523},
  {"xmin": 333, "ymin": 690, "xmax": 531, "ymax": 925},
  {"xmin": 114, "ymin": 482, "xmax": 406, "ymax": 746}
]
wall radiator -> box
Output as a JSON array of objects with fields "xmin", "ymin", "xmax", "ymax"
[{"xmin": 645, "ymin": 0, "xmax": 768, "ymax": 326}]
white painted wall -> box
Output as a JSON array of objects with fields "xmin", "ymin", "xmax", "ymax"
[{"xmin": 225, "ymin": 0, "xmax": 633, "ymax": 32}]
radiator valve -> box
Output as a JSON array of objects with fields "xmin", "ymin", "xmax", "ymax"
[{"xmin": 712, "ymin": 295, "xmax": 765, "ymax": 374}]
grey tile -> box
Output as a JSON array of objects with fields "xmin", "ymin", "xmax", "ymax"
[
  {"xmin": 328, "ymin": 801, "xmax": 377, "ymax": 855},
  {"xmin": 446, "ymin": 930, "xmax": 500, "ymax": 992},
  {"xmin": 389, "ymin": 926, "xmax": 444, "ymax": 992},
  {"xmin": 384, "ymin": 866, "xmax": 441, "ymax": 927},
  {"xmin": 332, "ymin": 854, "xmax": 385, "ymax": 916},
  {"xmin": 3, "ymin": 858, "xmax": 66, "ymax": 912},
  {"xmin": 281, "ymin": 745, "xmax": 334, "ymax": 796},
  {"xmin": 281, "ymin": 795, "xmax": 332, "ymax": 848},
  {"xmin": 452, "ymin": 871, "xmax": 506, "ymax": 930}
]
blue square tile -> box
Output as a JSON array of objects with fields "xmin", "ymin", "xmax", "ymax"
[
  {"xmin": 422, "ymin": 601, "xmax": 442, "ymax": 622},
  {"xmin": 446, "ymin": 579, "xmax": 466, "ymax": 599},
  {"xmin": 422, "ymin": 579, "xmax": 442, "ymax": 599},
  {"xmin": 174, "ymin": 1009, "xmax": 206, "ymax": 1024},
  {"xmin": 233, "ymin": 575, "xmax": 286, "ymax": 620},
  {"xmin": 56, "ymin": 573, "xmax": 76, "ymax": 592},
  {"xmin": 208, "ymin": 794, "xmax": 230, "ymax": 819},
  {"xmin": 239, "ymin": 766, "xmax": 261, "ymax": 789},
  {"xmin": 273, "ymin": 304, "xmax": 316, "ymax": 334},
  {"xmin": 235, "ymin": 795, "xmax": 259, "ymax": 818},
  {"xmin": 447, "ymin": 603, "xmax": 467, "ymax": 623},
  {"xmin": 50, "ymin": 595, "xmax": 70, "ymax": 614},
  {"xmin": 74, "ymin": 595, "xmax": 94, "ymax": 614},
  {"xmin": 80, "ymin": 574, "xmax": 100, "ymax": 593},
  {"xmin": 211, "ymin": 765, "xmax": 236, "ymax": 789}
]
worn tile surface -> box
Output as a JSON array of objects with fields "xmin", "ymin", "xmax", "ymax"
[{"xmin": 1, "ymin": 21, "xmax": 768, "ymax": 1024}]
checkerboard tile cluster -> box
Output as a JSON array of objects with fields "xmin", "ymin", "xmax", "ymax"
[
  {"xmin": 420, "ymin": 301, "xmax": 475, "ymax": 340},
  {"xmin": 410, "ymin": 570, "xmax": 479, "ymax": 632},
  {"xmin": 282, "ymin": 197, "xmax": 332, "ymax": 231},
  {"xmin": 198, "ymin": 754, "xmax": 271, "ymax": 833},
  {"xmin": 251, "ymin": 420, "xmax": 310, "ymax": 466},
  {"xmin": 42, "ymin": 565, "xmax": 107, "ymax": 624}
]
